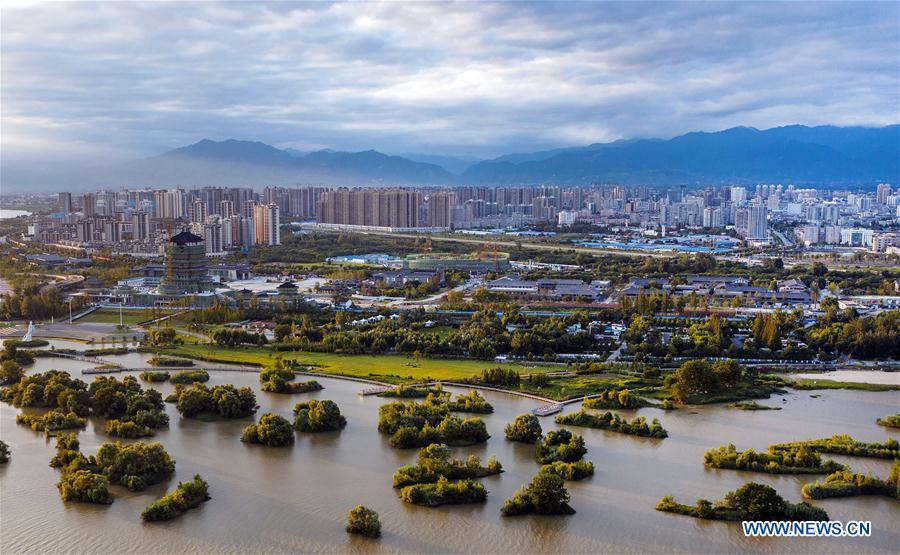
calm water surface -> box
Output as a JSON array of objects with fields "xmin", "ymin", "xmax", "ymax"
[{"xmin": 1, "ymin": 354, "xmax": 898, "ymax": 554}]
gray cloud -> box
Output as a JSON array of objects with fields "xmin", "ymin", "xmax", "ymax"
[{"xmin": 2, "ymin": 1, "xmax": 898, "ymax": 187}]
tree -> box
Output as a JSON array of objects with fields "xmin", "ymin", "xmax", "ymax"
[
  {"xmin": 0, "ymin": 360, "xmax": 24, "ymax": 385},
  {"xmin": 293, "ymin": 400, "xmax": 347, "ymax": 432},
  {"xmin": 242, "ymin": 413, "xmax": 295, "ymax": 447},
  {"xmin": 674, "ymin": 359, "xmax": 719, "ymax": 394},
  {"xmin": 346, "ymin": 506, "xmax": 381, "ymax": 538},
  {"xmin": 711, "ymin": 360, "xmax": 743, "ymax": 387},
  {"xmin": 722, "ymin": 482, "xmax": 786, "ymax": 519},
  {"xmin": 505, "ymin": 413, "xmax": 542, "ymax": 443}
]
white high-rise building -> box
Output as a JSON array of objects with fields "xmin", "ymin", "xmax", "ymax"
[
  {"xmin": 730, "ymin": 187, "xmax": 747, "ymax": 203},
  {"xmin": 747, "ymin": 204, "xmax": 768, "ymax": 242}
]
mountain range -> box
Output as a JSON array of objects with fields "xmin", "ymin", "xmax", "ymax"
[{"xmin": 7, "ymin": 125, "xmax": 899, "ymax": 190}]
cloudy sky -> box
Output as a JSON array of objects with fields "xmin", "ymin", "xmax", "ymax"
[{"xmin": 2, "ymin": 1, "xmax": 898, "ymax": 178}]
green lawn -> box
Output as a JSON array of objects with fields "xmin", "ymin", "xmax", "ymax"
[
  {"xmin": 77, "ymin": 308, "xmax": 155, "ymax": 325},
  {"xmin": 166, "ymin": 344, "xmax": 559, "ymax": 383},
  {"xmin": 517, "ymin": 374, "xmax": 663, "ymax": 401}
]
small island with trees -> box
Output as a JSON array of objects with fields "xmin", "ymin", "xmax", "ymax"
[{"xmin": 657, "ymin": 482, "xmax": 829, "ymax": 522}]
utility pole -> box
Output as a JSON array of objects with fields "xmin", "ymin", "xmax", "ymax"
[{"xmin": 68, "ymin": 298, "xmax": 73, "ymax": 324}]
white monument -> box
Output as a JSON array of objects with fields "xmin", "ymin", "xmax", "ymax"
[{"xmin": 22, "ymin": 321, "xmax": 34, "ymax": 342}]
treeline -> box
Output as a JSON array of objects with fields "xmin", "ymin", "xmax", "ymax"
[
  {"xmin": 556, "ymin": 410, "xmax": 668, "ymax": 439},
  {"xmin": 802, "ymin": 463, "xmax": 899, "ymax": 500},
  {"xmin": 770, "ymin": 435, "xmax": 900, "ymax": 460},
  {"xmin": 703, "ymin": 444, "xmax": 845, "ymax": 474},
  {"xmin": 211, "ymin": 329, "xmax": 269, "ymax": 347},
  {"xmin": 656, "ymin": 482, "xmax": 828, "ymax": 522},
  {"xmin": 806, "ymin": 309, "xmax": 900, "ymax": 360}
]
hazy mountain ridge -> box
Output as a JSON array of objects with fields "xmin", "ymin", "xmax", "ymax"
[
  {"xmin": 3, "ymin": 125, "xmax": 897, "ymax": 191},
  {"xmin": 462, "ymin": 125, "xmax": 899, "ymax": 185}
]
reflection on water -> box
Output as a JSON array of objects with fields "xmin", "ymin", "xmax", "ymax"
[{"xmin": 1, "ymin": 355, "xmax": 898, "ymax": 554}]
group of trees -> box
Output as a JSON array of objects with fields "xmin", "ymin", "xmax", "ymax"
[
  {"xmin": 445, "ymin": 390, "xmax": 494, "ymax": 414},
  {"xmin": 259, "ymin": 367, "xmax": 323, "ymax": 394},
  {"xmin": 4, "ymin": 372, "xmax": 168, "ymax": 437},
  {"xmin": 169, "ymin": 370, "xmax": 210, "ymax": 384},
  {"xmin": 51, "ymin": 433, "xmax": 176, "ymax": 503},
  {"xmin": 377, "ymin": 399, "xmax": 489, "ymax": 449},
  {"xmin": 504, "ymin": 413, "xmax": 542, "ymax": 443},
  {"xmin": 583, "ymin": 389, "xmax": 645, "ymax": 410},
  {"xmin": 769, "ymin": 435, "xmax": 899, "ymax": 460},
  {"xmin": 141, "ymin": 474, "xmax": 211, "ymax": 522},
  {"xmin": 241, "ymin": 413, "xmax": 295, "ymax": 447},
  {"xmin": 535, "ymin": 429, "xmax": 588, "ymax": 465},
  {"xmin": 665, "ymin": 359, "xmax": 747, "ymax": 402},
  {"xmin": 170, "ymin": 383, "xmax": 257, "ymax": 419},
  {"xmin": 556, "ymin": 410, "xmax": 668, "ymax": 439},
  {"xmin": 801, "ymin": 463, "xmax": 900, "ymax": 500},
  {"xmin": 501, "ymin": 471, "xmax": 575, "ymax": 516},
  {"xmin": 656, "ymin": 482, "xmax": 828, "ymax": 522},
  {"xmin": 211, "ymin": 329, "xmax": 268, "ymax": 347},
  {"xmin": 806, "ymin": 309, "xmax": 900, "ymax": 360},
  {"xmin": 271, "ymin": 309, "xmax": 603, "ymax": 362},
  {"xmin": 392, "ymin": 443, "xmax": 502, "ymax": 489},
  {"xmin": 703, "ymin": 444, "xmax": 845, "ymax": 475},
  {"xmin": 293, "ymin": 400, "xmax": 347, "ymax": 433}
]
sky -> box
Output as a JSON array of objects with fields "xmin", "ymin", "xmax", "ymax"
[{"xmin": 2, "ymin": 0, "xmax": 899, "ymax": 184}]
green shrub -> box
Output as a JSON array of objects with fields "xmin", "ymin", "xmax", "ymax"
[
  {"xmin": 142, "ymin": 474, "xmax": 211, "ymax": 521},
  {"xmin": 346, "ymin": 506, "xmax": 380, "ymax": 538},
  {"xmin": 139, "ymin": 371, "xmax": 170, "ymax": 382},
  {"xmin": 169, "ymin": 370, "xmax": 210, "ymax": 385},
  {"xmin": 57, "ymin": 470, "xmax": 112, "ymax": 504},
  {"xmin": 16, "ymin": 410, "xmax": 86, "ymax": 432},
  {"xmin": 399, "ymin": 476, "xmax": 487, "ymax": 506}
]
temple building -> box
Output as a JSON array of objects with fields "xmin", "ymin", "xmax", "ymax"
[{"xmin": 159, "ymin": 230, "xmax": 214, "ymax": 295}]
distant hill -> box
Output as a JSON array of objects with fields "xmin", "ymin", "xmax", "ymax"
[
  {"xmin": 5, "ymin": 125, "xmax": 895, "ymax": 191},
  {"xmin": 461, "ymin": 125, "xmax": 899, "ymax": 185},
  {"xmin": 113, "ymin": 140, "xmax": 455, "ymax": 187}
]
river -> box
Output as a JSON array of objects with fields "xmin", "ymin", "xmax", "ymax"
[{"xmin": 1, "ymin": 352, "xmax": 898, "ymax": 554}]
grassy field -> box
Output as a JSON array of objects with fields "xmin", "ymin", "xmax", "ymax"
[
  {"xmin": 77, "ymin": 308, "xmax": 198, "ymax": 327},
  {"xmin": 787, "ymin": 378, "xmax": 900, "ymax": 392},
  {"xmin": 516, "ymin": 374, "xmax": 662, "ymax": 401},
  {"xmin": 166, "ymin": 344, "xmax": 560, "ymax": 382},
  {"xmin": 77, "ymin": 308, "xmax": 155, "ymax": 325}
]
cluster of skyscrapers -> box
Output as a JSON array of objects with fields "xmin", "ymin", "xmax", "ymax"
[{"xmin": 35, "ymin": 187, "xmax": 290, "ymax": 254}]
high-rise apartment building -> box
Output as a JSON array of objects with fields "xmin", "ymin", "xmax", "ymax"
[
  {"xmin": 426, "ymin": 192, "xmax": 454, "ymax": 228},
  {"xmin": 876, "ymin": 183, "xmax": 892, "ymax": 205},
  {"xmin": 747, "ymin": 204, "xmax": 768, "ymax": 242},
  {"xmin": 154, "ymin": 189, "xmax": 185, "ymax": 220},
  {"xmin": 253, "ymin": 203, "xmax": 280, "ymax": 245},
  {"xmin": 132, "ymin": 211, "xmax": 150, "ymax": 241},
  {"xmin": 316, "ymin": 189, "xmax": 423, "ymax": 228},
  {"xmin": 58, "ymin": 192, "xmax": 72, "ymax": 214}
]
